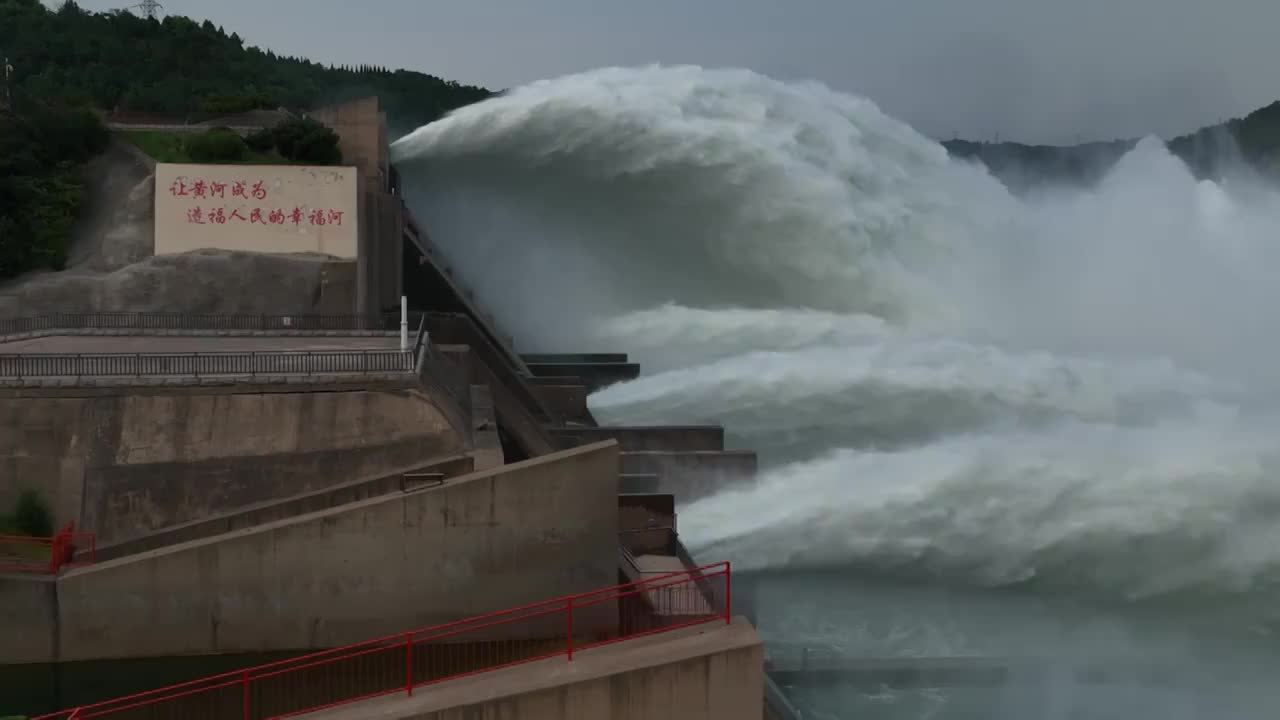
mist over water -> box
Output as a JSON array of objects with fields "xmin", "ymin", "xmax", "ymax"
[{"xmin": 394, "ymin": 65, "xmax": 1280, "ymax": 717}]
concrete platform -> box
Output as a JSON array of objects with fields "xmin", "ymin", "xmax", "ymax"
[{"xmin": 0, "ymin": 335, "xmax": 400, "ymax": 353}]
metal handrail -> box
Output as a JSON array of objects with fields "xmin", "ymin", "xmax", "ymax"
[
  {"xmin": 0, "ymin": 349, "xmax": 413, "ymax": 379},
  {"xmin": 0, "ymin": 313, "xmax": 379, "ymax": 336},
  {"xmin": 32, "ymin": 562, "xmax": 732, "ymax": 720}
]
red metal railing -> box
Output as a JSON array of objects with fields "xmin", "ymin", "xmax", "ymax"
[
  {"xmin": 0, "ymin": 523, "xmax": 97, "ymax": 575},
  {"xmin": 32, "ymin": 561, "xmax": 731, "ymax": 720}
]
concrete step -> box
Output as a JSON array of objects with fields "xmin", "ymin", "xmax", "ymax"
[
  {"xmin": 520, "ymin": 353, "xmax": 630, "ymax": 364},
  {"xmin": 620, "ymin": 451, "xmax": 758, "ymax": 504},
  {"xmin": 550, "ymin": 425, "xmax": 725, "ymax": 452},
  {"xmin": 619, "ymin": 473, "xmax": 662, "ymax": 494},
  {"xmin": 523, "ymin": 361, "xmax": 640, "ymax": 393}
]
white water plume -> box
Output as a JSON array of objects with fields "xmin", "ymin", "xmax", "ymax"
[{"xmin": 392, "ymin": 65, "xmax": 1280, "ymax": 633}]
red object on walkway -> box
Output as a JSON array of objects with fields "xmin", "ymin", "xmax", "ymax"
[{"xmin": 0, "ymin": 522, "xmax": 96, "ymax": 574}]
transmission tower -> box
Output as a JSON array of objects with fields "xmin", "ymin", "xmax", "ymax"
[
  {"xmin": 1, "ymin": 57, "xmax": 12, "ymax": 113},
  {"xmin": 128, "ymin": 0, "xmax": 164, "ymax": 19}
]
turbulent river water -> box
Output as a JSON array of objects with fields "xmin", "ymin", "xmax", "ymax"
[{"xmin": 393, "ymin": 65, "xmax": 1280, "ymax": 719}]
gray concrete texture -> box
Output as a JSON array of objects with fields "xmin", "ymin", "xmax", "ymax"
[
  {"xmin": 0, "ymin": 575, "xmax": 57, "ymax": 664},
  {"xmin": 92, "ymin": 454, "xmax": 477, "ymax": 562},
  {"xmin": 0, "ymin": 386, "xmax": 467, "ymax": 541},
  {"xmin": 430, "ymin": 339, "xmax": 554, "ymax": 458},
  {"xmin": 4, "ymin": 441, "xmax": 621, "ymax": 664},
  {"xmin": 297, "ymin": 618, "xmax": 763, "ymax": 720},
  {"xmin": 532, "ymin": 383, "xmax": 593, "ymax": 425},
  {"xmin": 0, "ymin": 249, "xmax": 359, "ymax": 320}
]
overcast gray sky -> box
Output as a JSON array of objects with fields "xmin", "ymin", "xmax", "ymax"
[{"xmin": 68, "ymin": 0, "xmax": 1280, "ymax": 144}]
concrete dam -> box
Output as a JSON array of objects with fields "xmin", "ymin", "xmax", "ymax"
[
  {"xmin": 6, "ymin": 63, "xmax": 1259, "ymax": 720},
  {"xmin": 0, "ymin": 93, "xmax": 775, "ymax": 720}
]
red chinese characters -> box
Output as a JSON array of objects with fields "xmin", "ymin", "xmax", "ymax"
[
  {"xmin": 170, "ymin": 177, "xmax": 269, "ymax": 201},
  {"xmin": 175, "ymin": 178, "xmax": 347, "ymax": 229},
  {"xmin": 183, "ymin": 206, "xmax": 348, "ymax": 226},
  {"xmin": 172, "ymin": 176, "xmax": 348, "ymax": 230}
]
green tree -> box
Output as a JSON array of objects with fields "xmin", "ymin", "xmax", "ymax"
[
  {"xmin": 0, "ymin": 0, "xmax": 492, "ymax": 128},
  {"xmin": 13, "ymin": 489, "xmax": 53, "ymax": 538},
  {"xmin": 270, "ymin": 117, "xmax": 341, "ymax": 164},
  {"xmin": 244, "ymin": 127, "xmax": 275, "ymax": 152},
  {"xmin": 0, "ymin": 98, "xmax": 108, "ymax": 279},
  {"xmin": 184, "ymin": 128, "xmax": 247, "ymax": 162}
]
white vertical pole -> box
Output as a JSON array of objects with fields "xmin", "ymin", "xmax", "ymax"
[{"xmin": 400, "ymin": 296, "xmax": 408, "ymax": 351}]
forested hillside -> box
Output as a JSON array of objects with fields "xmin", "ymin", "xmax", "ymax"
[
  {"xmin": 0, "ymin": 0, "xmax": 496, "ymax": 282},
  {"xmin": 0, "ymin": 0, "xmax": 492, "ymax": 130},
  {"xmin": 0, "ymin": 101, "xmax": 108, "ymax": 278},
  {"xmin": 945, "ymin": 101, "xmax": 1280, "ymax": 189}
]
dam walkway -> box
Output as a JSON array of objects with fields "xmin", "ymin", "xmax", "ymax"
[{"xmin": 31, "ymin": 563, "xmax": 735, "ymax": 720}]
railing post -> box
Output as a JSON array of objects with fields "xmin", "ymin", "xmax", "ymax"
[
  {"xmin": 725, "ymin": 561, "xmax": 732, "ymax": 624},
  {"xmin": 48, "ymin": 532, "xmax": 61, "ymax": 574},
  {"xmin": 241, "ymin": 670, "xmax": 250, "ymax": 720},
  {"xmin": 400, "ymin": 296, "xmax": 409, "ymax": 351},
  {"xmin": 566, "ymin": 597, "xmax": 574, "ymax": 661},
  {"xmin": 405, "ymin": 631, "xmax": 414, "ymax": 696}
]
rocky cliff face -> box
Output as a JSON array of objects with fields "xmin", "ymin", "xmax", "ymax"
[{"xmin": 0, "ymin": 140, "xmax": 357, "ymax": 318}]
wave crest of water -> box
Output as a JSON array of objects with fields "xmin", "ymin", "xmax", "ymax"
[{"xmin": 392, "ymin": 65, "xmax": 1280, "ymax": 619}]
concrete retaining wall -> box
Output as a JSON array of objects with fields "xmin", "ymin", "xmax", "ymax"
[
  {"xmin": 93, "ymin": 455, "xmax": 476, "ymax": 562},
  {"xmin": 0, "ymin": 576, "xmax": 57, "ymax": 664},
  {"xmin": 4, "ymin": 441, "xmax": 620, "ymax": 664},
  {"xmin": 530, "ymin": 383, "xmax": 592, "ymax": 425},
  {"xmin": 430, "ymin": 338, "xmax": 553, "ymax": 458},
  {"xmin": 0, "ymin": 386, "xmax": 466, "ymax": 542}
]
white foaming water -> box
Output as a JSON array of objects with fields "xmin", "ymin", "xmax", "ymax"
[{"xmin": 393, "ymin": 66, "xmax": 1280, "ymax": 692}]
